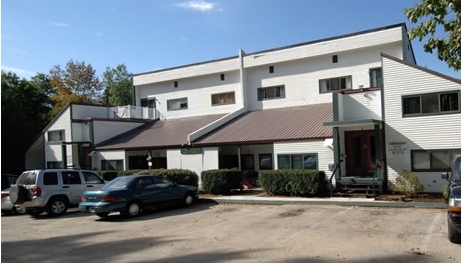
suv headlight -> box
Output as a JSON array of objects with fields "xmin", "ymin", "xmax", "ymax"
[{"xmin": 448, "ymin": 197, "xmax": 461, "ymax": 212}]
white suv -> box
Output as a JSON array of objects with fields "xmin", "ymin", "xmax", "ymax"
[{"xmin": 9, "ymin": 169, "xmax": 106, "ymax": 217}]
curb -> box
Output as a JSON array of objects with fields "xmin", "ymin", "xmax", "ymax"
[{"xmin": 197, "ymin": 197, "xmax": 446, "ymax": 209}]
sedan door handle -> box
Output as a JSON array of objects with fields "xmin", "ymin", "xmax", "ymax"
[{"xmin": 63, "ymin": 186, "xmax": 70, "ymax": 188}]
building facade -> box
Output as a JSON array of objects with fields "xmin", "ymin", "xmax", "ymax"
[{"xmin": 25, "ymin": 23, "xmax": 461, "ymax": 193}]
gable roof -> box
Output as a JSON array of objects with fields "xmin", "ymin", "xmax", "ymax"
[
  {"xmin": 381, "ymin": 53, "xmax": 461, "ymax": 83},
  {"xmin": 193, "ymin": 103, "xmax": 333, "ymax": 146}
]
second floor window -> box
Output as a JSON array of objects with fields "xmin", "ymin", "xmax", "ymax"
[
  {"xmin": 48, "ymin": 130, "xmax": 65, "ymax": 142},
  {"xmin": 211, "ymin": 91, "xmax": 235, "ymax": 106},
  {"xmin": 167, "ymin": 97, "xmax": 188, "ymax": 111},
  {"xmin": 140, "ymin": 98, "xmax": 156, "ymax": 108},
  {"xmin": 258, "ymin": 85, "xmax": 286, "ymax": 101},
  {"xmin": 319, "ymin": 76, "xmax": 352, "ymax": 93},
  {"xmin": 403, "ymin": 91, "xmax": 460, "ymax": 116},
  {"xmin": 370, "ymin": 68, "xmax": 382, "ymax": 87}
]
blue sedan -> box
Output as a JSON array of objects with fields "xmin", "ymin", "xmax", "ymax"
[{"xmin": 79, "ymin": 175, "xmax": 199, "ymax": 218}]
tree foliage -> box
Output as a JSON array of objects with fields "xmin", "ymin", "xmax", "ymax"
[
  {"xmin": 102, "ymin": 64, "xmax": 133, "ymax": 106},
  {"xmin": 49, "ymin": 60, "xmax": 103, "ymax": 117},
  {"xmin": 1, "ymin": 71, "xmax": 52, "ymax": 174},
  {"xmin": 404, "ymin": 0, "xmax": 461, "ymax": 71}
]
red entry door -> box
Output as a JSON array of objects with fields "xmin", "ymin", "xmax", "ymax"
[{"xmin": 345, "ymin": 130, "xmax": 377, "ymax": 176}]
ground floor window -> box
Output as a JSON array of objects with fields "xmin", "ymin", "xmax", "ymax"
[
  {"xmin": 259, "ymin": 154, "xmax": 273, "ymax": 170},
  {"xmin": 101, "ymin": 160, "xmax": 124, "ymax": 171},
  {"xmin": 411, "ymin": 149, "xmax": 461, "ymax": 171},
  {"xmin": 221, "ymin": 154, "xmax": 254, "ymax": 170},
  {"xmin": 277, "ymin": 154, "xmax": 318, "ymax": 169}
]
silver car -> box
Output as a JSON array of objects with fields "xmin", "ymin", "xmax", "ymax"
[{"xmin": 1, "ymin": 174, "xmax": 24, "ymax": 215}]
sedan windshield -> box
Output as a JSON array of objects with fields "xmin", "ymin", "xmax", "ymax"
[{"xmin": 102, "ymin": 176, "xmax": 135, "ymax": 190}]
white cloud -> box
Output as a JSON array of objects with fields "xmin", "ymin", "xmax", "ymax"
[
  {"xmin": 1, "ymin": 65, "xmax": 37, "ymax": 79},
  {"xmin": 177, "ymin": 1, "xmax": 217, "ymax": 12},
  {"xmin": 51, "ymin": 22, "xmax": 70, "ymax": 27}
]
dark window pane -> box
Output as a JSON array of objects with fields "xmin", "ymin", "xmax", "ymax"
[{"xmin": 422, "ymin": 94, "xmax": 439, "ymax": 113}]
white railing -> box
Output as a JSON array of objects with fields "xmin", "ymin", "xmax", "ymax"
[{"xmin": 113, "ymin": 105, "xmax": 158, "ymax": 120}]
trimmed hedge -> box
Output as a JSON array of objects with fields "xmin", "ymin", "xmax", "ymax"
[
  {"xmin": 258, "ymin": 169, "xmax": 329, "ymax": 197},
  {"xmin": 95, "ymin": 169, "xmax": 199, "ymax": 187},
  {"xmin": 201, "ymin": 169, "xmax": 242, "ymax": 195},
  {"xmin": 135, "ymin": 169, "xmax": 199, "ymax": 187}
]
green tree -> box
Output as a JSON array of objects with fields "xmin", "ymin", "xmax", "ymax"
[
  {"xmin": 1, "ymin": 71, "xmax": 52, "ymax": 174},
  {"xmin": 102, "ymin": 64, "xmax": 133, "ymax": 106},
  {"xmin": 404, "ymin": 0, "xmax": 461, "ymax": 71},
  {"xmin": 49, "ymin": 60, "xmax": 103, "ymax": 117}
]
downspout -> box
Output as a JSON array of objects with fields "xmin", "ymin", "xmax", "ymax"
[
  {"xmin": 239, "ymin": 49, "xmax": 247, "ymax": 111},
  {"xmin": 332, "ymin": 92, "xmax": 341, "ymax": 190},
  {"xmin": 131, "ymin": 76, "xmax": 136, "ymax": 106}
]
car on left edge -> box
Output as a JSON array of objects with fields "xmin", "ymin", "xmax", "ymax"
[
  {"xmin": 1, "ymin": 173, "xmax": 25, "ymax": 215},
  {"xmin": 441, "ymin": 155, "xmax": 461, "ymax": 244},
  {"xmin": 79, "ymin": 175, "xmax": 199, "ymax": 219}
]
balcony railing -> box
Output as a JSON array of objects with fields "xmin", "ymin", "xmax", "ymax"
[{"xmin": 113, "ymin": 105, "xmax": 158, "ymax": 120}]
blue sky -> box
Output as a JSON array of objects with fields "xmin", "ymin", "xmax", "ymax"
[{"xmin": 1, "ymin": 0, "xmax": 461, "ymax": 80}]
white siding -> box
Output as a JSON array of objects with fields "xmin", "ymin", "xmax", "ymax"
[
  {"xmin": 273, "ymin": 141, "xmax": 335, "ymax": 180},
  {"xmin": 136, "ymin": 71, "xmax": 243, "ymax": 119},
  {"xmin": 167, "ymin": 147, "xmax": 219, "ymax": 187},
  {"xmin": 243, "ymin": 26, "xmax": 404, "ymax": 67},
  {"xmin": 133, "ymin": 58, "xmax": 239, "ymax": 85},
  {"xmin": 382, "ymin": 56, "xmax": 461, "ymax": 193},
  {"xmin": 71, "ymin": 104, "xmax": 112, "ymax": 119},
  {"xmin": 341, "ymin": 90, "xmax": 382, "ymax": 121}
]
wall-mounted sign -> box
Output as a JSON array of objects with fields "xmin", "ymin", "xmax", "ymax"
[
  {"xmin": 388, "ymin": 142, "xmax": 407, "ymax": 154},
  {"xmin": 181, "ymin": 147, "xmax": 202, "ymax": 154}
]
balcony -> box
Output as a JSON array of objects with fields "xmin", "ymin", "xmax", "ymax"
[{"xmin": 113, "ymin": 105, "xmax": 159, "ymax": 120}]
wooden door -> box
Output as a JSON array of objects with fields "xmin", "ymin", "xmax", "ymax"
[{"xmin": 345, "ymin": 130, "xmax": 377, "ymax": 176}]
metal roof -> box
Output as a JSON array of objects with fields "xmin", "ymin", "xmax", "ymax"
[
  {"xmin": 193, "ymin": 103, "xmax": 333, "ymax": 146},
  {"xmin": 95, "ymin": 103, "xmax": 333, "ymax": 150},
  {"xmin": 95, "ymin": 114, "xmax": 226, "ymax": 150}
]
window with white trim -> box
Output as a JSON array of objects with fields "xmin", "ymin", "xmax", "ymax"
[
  {"xmin": 370, "ymin": 68, "xmax": 382, "ymax": 87},
  {"xmin": 411, "ymin": 149, "xmax": 460, "ymax": 171},
  {"xmin": 403, "ymin": 91, "xmax": 460, "ymax": 116},
  {"xmin": 211, "ymin": 91, "xmax": 235, "ymax": 106},
  {"xmin": 48, "ymin": 130, "xmax": 65, "ymax": 142},
  {"xmin": 167, "ymin": 97, "xmax": 188, "ymax": 111},
  {"xmin": 258, "ymin": 85, "xmax": 285, "ymax": 101},
  {"xmin": 319, "ymin": 76, "xmax": 352, "ymax": 93},
  {"xmin": 277, "ymin": 154, "xmax": 318, "ymax": 169}
]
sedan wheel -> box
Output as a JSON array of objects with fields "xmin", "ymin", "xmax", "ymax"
[
  {"xmin": 184, "ymin": 193, "xmax": 194, "ymax": 207},
  {"xmin": 123, "ymin": 201, "xmax": 141, "ymax": 217},
  {"xmin": 46, "ymin": 198, "xmax": 68, "ymax": 217}
]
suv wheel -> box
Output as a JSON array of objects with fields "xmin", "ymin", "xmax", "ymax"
[
  {"xmin": 46, "ymin": 197, "xmax": 68, "ymax": 217},
  {"xmin": 9, "ymin": 185, "xmax": 29, "ymax": 204},
  {"xmin": 448, "ymin": 219, "xmax": 461, "ymax": 243}
]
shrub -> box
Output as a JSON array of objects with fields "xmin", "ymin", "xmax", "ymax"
[
  {"xmin": 201, "ymin": 169, "xmax": 242, "ymax": 195},
  {"xmin": 258, "ymin": 169, "xmax": 329, "ymax": 197},
  {"xmin": 393, "ymin": 170, "xmax": 424, "ymax": 197}
]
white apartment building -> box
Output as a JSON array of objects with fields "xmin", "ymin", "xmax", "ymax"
[{"xmin": 25, "ymin": 23, "xmax": 460, "ymax": 193}]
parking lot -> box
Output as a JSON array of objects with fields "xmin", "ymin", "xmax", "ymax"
[{"xmin": 1, "ymin": 202, "xmax": 461, "ymax": 263}]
